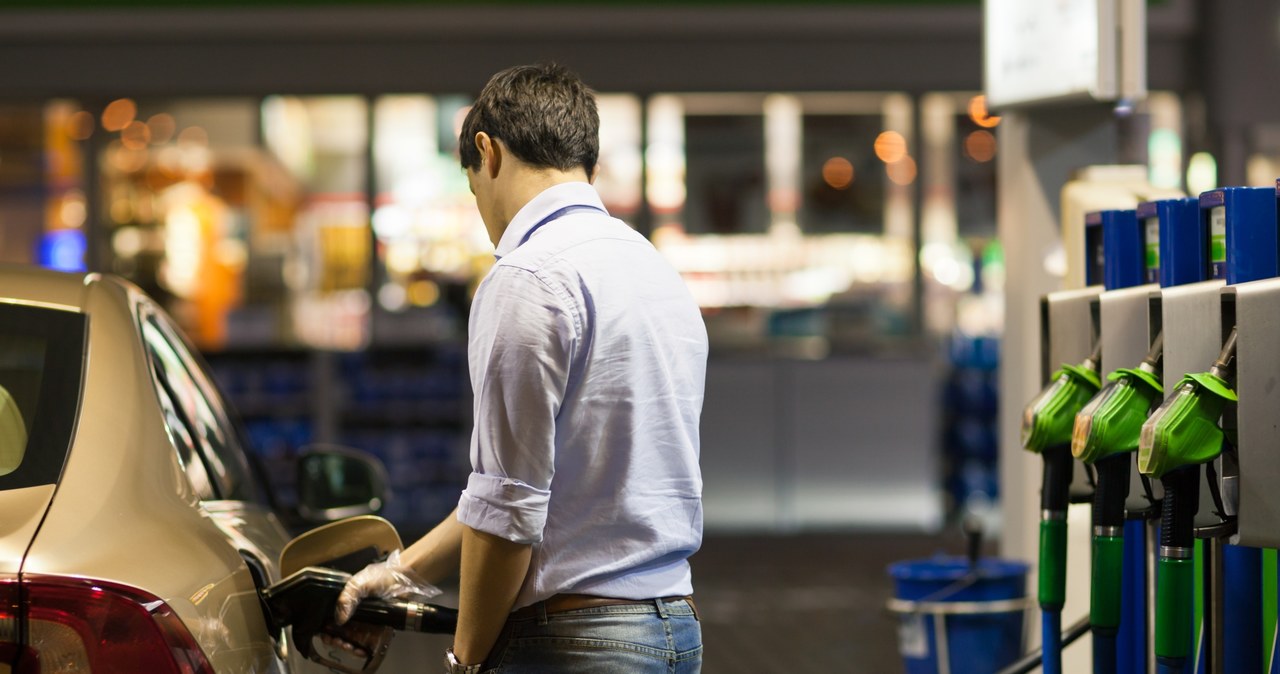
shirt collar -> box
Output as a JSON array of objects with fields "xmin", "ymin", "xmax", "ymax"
[{"xmin": 494, "ymin": 182, "xmax": 607, "ymax": 259}]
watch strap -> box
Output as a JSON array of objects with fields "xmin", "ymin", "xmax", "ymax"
[{"xmin": 444, "ymin": 648, "xmax": 483, "ymax": 674}]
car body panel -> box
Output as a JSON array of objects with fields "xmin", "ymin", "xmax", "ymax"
[
  {"xmin": 0, "ymin": 484, "xmax": 56, "ymax": 575},
  {"xmin": 0, "ymin": 266, "xmax": 293, "ymax": 672}
]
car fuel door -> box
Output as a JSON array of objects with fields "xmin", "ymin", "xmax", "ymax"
[{"xmin": 264, "ymin": 516, "xmax": 406, "ymax": 674}]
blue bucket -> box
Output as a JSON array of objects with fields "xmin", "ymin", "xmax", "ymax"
[{"xmin": 888, "ymin": 556, "xmax": 1030, "ymax": 674}]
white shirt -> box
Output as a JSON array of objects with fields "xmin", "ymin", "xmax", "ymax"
[{"xmin": 456, "ymin": 182, "xmax": 708, "ymax": 609}]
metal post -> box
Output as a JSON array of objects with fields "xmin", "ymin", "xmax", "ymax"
[
  {"xmin": 1146, "ymin": 518, "xmax": 1158, "ymax": 674},
  {"xmin": 935, "ymin": 613, "xmax": 951, "ymax": 674},
  {"xmin": 1206, "ymin": 536, "xmax": 1224, "ymax": 673}
]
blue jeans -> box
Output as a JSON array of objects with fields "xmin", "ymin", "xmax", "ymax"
[{"xmin": 480, "ymin": 598, "xmax": 702, "ymax": 673}]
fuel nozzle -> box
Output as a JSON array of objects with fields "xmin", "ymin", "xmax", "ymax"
[
  {"xmin": 1072, "ymin": 333, "xmax": 1164, "ymax": 465},
  {"xmin": 1142, "ymin": 327, "xmax": 1238, "ymax": 668},
  {"xmin": 1021, "ymin": 343, "xmax": 1101, "ymax": 617},
  {"xmin": 1069, "ymin": 334, "xmax": 1164, "ymax": 644},
  {"xmin": 1138, "ymin": 328, "xmax": 1238, "ymax": 479},
  {"xmin": 1022, "ymin": 343, "xmax": 1104, "ymax": 453}
]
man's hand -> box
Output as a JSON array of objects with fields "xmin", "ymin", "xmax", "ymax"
[{"xmin": 334, "ymin": 550, "xmax": 441, "ymax": 625}]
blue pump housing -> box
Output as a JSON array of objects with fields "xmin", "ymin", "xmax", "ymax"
[
  {"xmin": 1085, "ymin": 209, "xmax": 1145, "ymax": 290},
  {"xmin": 1198, "ymin": 186, "xmax": 1279, "ymax": 285},
  {"xmin": 1137, "ymin": 198, "xmax": 1205, "ymax": 288}
]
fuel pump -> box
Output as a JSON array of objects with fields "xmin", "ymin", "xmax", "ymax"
[
  {"xmin": 1140, "ymin": 330, "xmax": 1237, "ymax": 674},
  {"xmin": 1213, "ymin": 178, "xmax": 1280, "ymax": 673},
  {"xmin": 1069, "ymin": 207, "xmax": 1162, "ymax": 674},
  {"xmin": 1218, "ymin": 182, "xmax": 1280, "ymax": 673},
  {"xmin": 1010, "ymin": 171, "xmax": 1182, "ymax": 674},
  {"xmin": 1140, "ymin": 186, "xmax": 1279, "ymax": 674}
]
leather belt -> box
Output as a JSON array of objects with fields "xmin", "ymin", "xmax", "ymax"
[{"xmin": 510, "ymin": 594, "xmax": 698, "ymax": 620}]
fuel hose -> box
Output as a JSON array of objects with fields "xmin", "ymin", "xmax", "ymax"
[
  {"xmin": 1072, "ymin": 333, "xmax": 1164, "ymax": 674},
  {"xmin": 1022, "ymin": 342, "xmax": 1102, "ymax": 674},
  {"xmin": 1139, "ymin": 328, "xmax": 1237, "ymax": 674}
]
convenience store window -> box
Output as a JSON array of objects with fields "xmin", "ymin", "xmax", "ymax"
[
  {"xmin": 262, "ymin": 95, "xmax": 371, "ymax": 351},
  {"xmin": 368, "ymin": 94, "xmax": 482, "ymax": 344},
  {"xmin": 918, "ymin": 93, "xmax": 1003, "ymax": 338},
  {"xmin": 0, "ymin": 102, "xmax": 88, "ymax": 270},
  {"xmin": 799, "ymin": 112, "xmax": 887, "ymax": 235},
  {"xmin": 365, "ymin": 92, "xmax": 644, "ymax": 345},
  {"xmin": 98, "ymin": 97, "xmax": 268, "ymax": 350},
  {"xmin": 648, "ymin": 92, "xmax": 916, "ymax": 350}
]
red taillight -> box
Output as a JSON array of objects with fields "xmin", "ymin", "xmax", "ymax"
[{"xmin": 1, "ymin": 575, "xmax": 215, "ymax": 674}]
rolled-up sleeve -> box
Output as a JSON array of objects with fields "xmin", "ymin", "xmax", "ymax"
[{"xmin": 457, "ymin": 265, "xmax": 577, "ymax": 545}]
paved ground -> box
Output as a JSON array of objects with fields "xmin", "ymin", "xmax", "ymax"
[
  {"xmin": 376, "ymin": 532, "xmax": 971, "ymax": 673},
  {"xmin": 693, "ymin": 532, "xmax": 955, "ymax": 673}
]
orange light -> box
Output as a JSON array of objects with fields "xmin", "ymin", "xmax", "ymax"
[
  {"xmin": 408, "ymin": 279, "xmax": 441, "ymax": 307},
  {"xmin": 874, "ymin": 131, "xmax": 907, "ymax": 164},
  {"xmin": 121, "ymin": 120, "xmax": 152, "ymax": 150},
  {"xmin": 101, "ymin": 98, "xmax": 137, "ymax": 133},
  {"xmin": 821, "ymin": 157, "xmax": 855, "ymax": 190},
  {"xmin": 67, "ymin": 111, "xmax": 95, "ymax": 141},
  {"xmin": 147, "ymin": 113, "xmax": 177, "ymax": 144},
  {"xmin": 886, "ymin": 156, "xmax": 918, "ymax": 186},
  {"xmin": 968, "ymin": 95, "xmax": 1001, "ymax": 128},
  {"xmin": 964, "ymin": 130, "xmax": 997, "ymax": 162}
]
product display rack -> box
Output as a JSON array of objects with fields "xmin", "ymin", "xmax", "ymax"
[
  {"xmin": 205, "ymin": 341, "xmax": 471, "ymax": 539},
  {"xmin": 941, "ymin": 332, "xmax": 1000, "ymax": 522}
]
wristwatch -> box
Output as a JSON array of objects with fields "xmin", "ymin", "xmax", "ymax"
[{"xmin": 444, "ymin": 648, "xmax": 482, "ymax": 674}]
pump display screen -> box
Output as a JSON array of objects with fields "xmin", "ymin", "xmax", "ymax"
[
  {"xmin": 1144, "ymin": 216, "xmax": 1160, "ymax": 283},
  {"xmin": 1210, "ymin": 206, "xmax": 1227, "ymax": 278}
]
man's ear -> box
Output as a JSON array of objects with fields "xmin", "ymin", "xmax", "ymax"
[{"xmin": 475, "ymin": 132, "xmax": 502, "ymax": 179}]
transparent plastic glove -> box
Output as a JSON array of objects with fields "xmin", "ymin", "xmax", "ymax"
[{"xmin": 333, "ymin": 550, "xmax": 442, "ymax": 626}]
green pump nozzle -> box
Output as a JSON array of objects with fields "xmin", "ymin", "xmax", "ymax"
[
  {"xmin": 1138, "ymin": 328, "xmax": 1238, "ymax": 479},
  {"xmin": 1145, "ymin": 327, "xmax": 1238, "ymax": 665},
  {"xmin": 1021, "ymin": 342, "xmax": 1101, "ymax": 616},
  {"xmin": 1022, "ymin": 343, "xmax": 1104, "ymax": 453},
  {"xmin": 1072, "ymin": 333, "xmax": 1165, "ymax": 464},
  {"xmin": 1070, "ymin": 333, "xmax": 1164, "ymax": 643}
]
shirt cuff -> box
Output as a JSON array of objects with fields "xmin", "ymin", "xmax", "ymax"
[{"xmin": 456, "ymin": 472, "xmax": 551, "ymax": 545}]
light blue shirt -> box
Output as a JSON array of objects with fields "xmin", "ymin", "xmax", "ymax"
[{"xmin": 456, "ymin": 182, "xmax": 708, "ymax": 609}]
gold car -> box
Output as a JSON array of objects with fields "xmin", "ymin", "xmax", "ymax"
[{"xmin": 0, "ymin": 265, "xmax": 393, "ymax": 673}]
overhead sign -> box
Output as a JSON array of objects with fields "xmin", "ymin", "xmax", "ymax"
[{"xmin": 984, "ymin": 0, "xmax": 1145, "ymax": 110}]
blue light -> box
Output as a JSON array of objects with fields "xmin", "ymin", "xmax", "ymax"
[{"xmin": 37, "ymin": 230, "xmax": 87, "ymax": 272}]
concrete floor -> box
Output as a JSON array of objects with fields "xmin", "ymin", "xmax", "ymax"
[{"xmin": 372, "ymin": 532, "xmax": 970, "ymax": 673}]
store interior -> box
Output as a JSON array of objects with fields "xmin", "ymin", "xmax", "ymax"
[{"xmin": 4, "ymin": 0, "xmax": 1280, "ymax": 671}]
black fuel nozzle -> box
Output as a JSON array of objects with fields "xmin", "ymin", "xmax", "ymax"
[
  {"xmin": 1160, "ymin": 466, "xmax": 1200, "ymax": 553},
  {"xmin": 1041, "ymin": 444, "xmax": 1075, "ymax": 515},
  {"xmin": 1092, "ymin": 453, "xmax": 1131, "ymax": 531},
  {"xmin": 263, "ymin": 566, "xmax": 457, "ymax": 671}
]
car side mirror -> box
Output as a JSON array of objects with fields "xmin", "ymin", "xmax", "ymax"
[{"xmin": 295, "ymin": 445, "xmax": 390, "ymax": 524}]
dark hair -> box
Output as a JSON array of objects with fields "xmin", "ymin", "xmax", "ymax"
[{"xmin": 459, "ymin": 63, "xmax": 599, "ymax": 175}]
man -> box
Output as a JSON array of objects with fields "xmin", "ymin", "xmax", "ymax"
[{"xmin": 334, "ymin": 63, "xmax": 708, "ymax": 674}]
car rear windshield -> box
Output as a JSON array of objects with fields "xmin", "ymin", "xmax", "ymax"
[{"xmin": 0, "ymin": 302, "xmax": 87, "ymax": 491}]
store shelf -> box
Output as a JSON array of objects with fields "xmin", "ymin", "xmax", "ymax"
[{"xmin": 205, "ymin": 342, "xmax": 471, "ymax": 537}]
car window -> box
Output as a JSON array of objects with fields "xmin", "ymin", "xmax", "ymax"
[
  {"xmin": 0, "ymin": 302, "xmax": 86, "ymax": 491},
  {"xmin": 145, "ymin": 332, "xmax": 217, "ymax": 501},
  {"xmin": 140, "ymin": 312, "xmax": 260, "ymax": 503}
]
